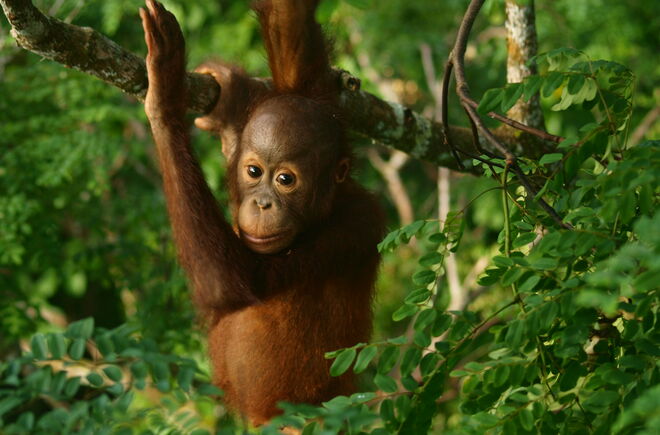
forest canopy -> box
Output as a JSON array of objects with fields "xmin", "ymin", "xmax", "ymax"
[{"xmin": 0, "ymin": 0, "xmax": 658, "ymax": 433}]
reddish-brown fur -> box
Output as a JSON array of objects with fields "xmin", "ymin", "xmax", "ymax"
[{"xmin": 140, "ymin": 0, "xmax": 384, "ymax": 425}]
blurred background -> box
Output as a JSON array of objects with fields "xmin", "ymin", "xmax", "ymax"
[{"xmin": 1, "ymin": 0, "xmax": 658, "ymax": 427}]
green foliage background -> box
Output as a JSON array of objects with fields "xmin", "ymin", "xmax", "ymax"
[{"xmin": 0, "ymin": 0, "xmax": 658, "ymax": 433}]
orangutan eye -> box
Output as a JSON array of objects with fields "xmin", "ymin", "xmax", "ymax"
[
  {"xmin": 247, "ymin": 165, "xmax": 263, "ymax": 178},
  {"xmin": 276, "ymin": 173, "xmax": 295, "ymax": 186}
]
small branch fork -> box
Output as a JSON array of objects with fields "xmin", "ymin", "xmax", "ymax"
[
  {"xmin": 442, "ymin": 0, "xmax": 571, "ymax": 230},
  {"xmin": 464, "ymin": 99, "xmax": 564, "ymax": 144}
]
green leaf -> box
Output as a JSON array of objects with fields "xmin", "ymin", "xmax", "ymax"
[
  {"xmin": 392, "ymin": 304, "xmax": 419, "ymax": 321},
  {"xmin": 432, "ymin": 313, "xmax": 453, "ymax": 336},
  {"xmin": 523, "ymin": 75, "xmax": 543, "ymax": 101},
  {"xmin": 96, "ymin": 334, "xmax": 114, "ymax": 356},
  {"xmin": 330, "ymin": 348, "xmax": 356, "ymax": 376},
  {"xmin": 395, "ymin": 394, "xmax": 412, "ymax": 418},
  {"xmin": 413, "ymin": 330, "xmax": 432, "ymax": 348},
  {"xmin": 103, "ymin": 365, "xmax": 123, "ymax": 383},
  {"xmin": 613, "ymin": 384, "xmax": 660, "ymax": 432},
  {"xmin": 16, "ymin": 412, "xmax": 35, "ymax": 431},
  {"xmin": 156, "ymin": 379, "xmax": 171, "ymax": 393},
  {"xmin": 420, "ymin": 353, "xmax": 440, "ymax": 377},
  {"xmin": 530, "ymin": 257, "xmax": 558, "ymax": 270},
  {"xmin": 413, "ymin": 270, "xmax": 436, "ymax": 285},
  {"xmin": 414, "ymin": 309, "xmax": 437, "ymax": 332},
  {"xmin": 66, "ymin": 318, "xmax": 94, "ymax": 340},
  {"xmin": 508, "ymin": 392, "xmax": 529, "ymax": 403},
  {"xmin": 301, "ymin": 422, "xmax": 318, "ymax": 435},
  {"xmin": 501, "ymin": 83, "xmax": 524, "ymax": 113},
  {"xmin": 493, "ymin": 255, "xmax": 514, "ymax": 268},
  {"xmin": 539, "ymin": 153, "xmax": 563, "ymax": 165},
  {"xmin": 151, "ymin": 360, "xmax": 169, "ymax": 381},
  {"xmin": 178, "ymin": 365, "xmax": 196, "ymax": 392},
  {"xmin": 404, "ymin": 220, "xmax": 427, "ymax": 238},
  {"xmin": 567, "ymin": 74, "xmax": 586, "ymax": 95},
  {"xmin": 378, "ymin": 346, "xmax": 400, "ymax": 374},
  {"xmin": 107, "ymin": 383, "xmax": 124, "ymax": 396},
  {"xmin": 380, "ymin": 399, "xmax": 396, "ymax": 426},
  {"xmin": 582, "ymin": 390, "xmax": 619, "ymax": 412},
  {"xmin": 477, "ymin": 88, "xmax": 504, "ymax": 114},
  {"xmin": 405, "ymin": 288, "xmax": 432, "ymax": 305},
  {"xmin": 400, "ymin": 348, "xmax": 422, "ymax": 377},
  {"xmin": 374, "ymin": 373, "xmax": 398, "ymax": 393},
  {"xmin": 514, "ymin": 221, "xmax": 534, "ymax": 231},
  {"xmin": 197, "ymin": 383, "xmax": 223, "ymax": 396},
  {"xmin": 86, "ymin": 372, "xmax": 104, "ymax": 387},
  {"xmin": 552, "ymin": 86, "xmax": 575, "ymax": 111},
  {"xmin": 505, "ymin": 320, "xmax": 524, "ymax": 348},
  {"xmin": 354, "ymin": 346, "xmax": 378, "ymax": 374},
  {"xmin": 539, "ymin": 301, "xmax": 559, "ymax": 330},
  {"xmin": 494, "ymin": 365, "xmax": 511, "ymax": 387},
  {"xmin": 518, "ymin": 408, "xmax": 535, "ymax": 431},
  {"xmin": 542, "ymin": 71, "xmax": 565, "ymax": 97},
  {"xmin": 419, "ymin": 252, "xmax": 443, "ymax": 267},
  {"xmin": 31, "ymin": 334, "xmax": 48, "ymax": 360},
  {"xmin": 377, "ymin": 230, "xmax": 398, "ymax": 252},
  {"xmin": 502, "ymin": 267, "xmax": 525, "ymax": 286},
  {"xmin": 513, "ymin": 232, "xmax": 537, "ymax": 248},
  {"xmin": 518, "ymin": 275, "xmax": 540, "ymax": 293},
  {"xmin": 581, "ymin": 77, "xmax": 599, "ymax": 102},
  {"xmin": 387, "ymin": 335, "xmax": 408, "ymax": 345},
  {"xmin": 130, "ymin": 361, "xmax": 148, "ymax": 380},
  {"xmin": 47, "ymin": 333, "xmax": 66, "ymax": 359},
  {"xmin": 68, "ymin": 338, "xmax": 86, "ymax": 360},
  {"xmin": 464, "ymin": 361, "xmax": 484, "ymax": 372},
  {"xmin": 396, "ymin": 376, "xmax": 416, "ymax": 394},
  {"xmin": 324, "ymin": 348, "xmax": 342, "ymax": 358},
  {"xmin": 63, "ymin": 376, "xmax": 81, "ymax": 398},
  {"xmin": 0, "ymin": 397, "xmax": 23, "ymax": 419},
  {"xmin": 428, "ymin": 232, "xmax": 447, "ymax": 244}
]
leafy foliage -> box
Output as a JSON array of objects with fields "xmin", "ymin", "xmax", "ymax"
[
  {"xmin": 262, "ymin": 53, "xmax": 659, "ymax": 434},
  {"xmin": 1, "ymin": 0, "xmax": 658, "ymax": 433},
  {"xmin": 0, "ymin": 318, "xmax": 222, "ymax": 434}
]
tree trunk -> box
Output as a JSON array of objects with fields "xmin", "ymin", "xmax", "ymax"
[{"xmin": 505, "ymin": 0, "xmax": 544, "ymax": 130}]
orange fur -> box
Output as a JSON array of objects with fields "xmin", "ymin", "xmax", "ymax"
[{"xmin": 142, "ymin": 0, "xmax": 384, "ymax": 425}]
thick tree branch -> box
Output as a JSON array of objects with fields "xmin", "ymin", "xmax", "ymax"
[
  {"xmin": 0, "ymin": 0, "xmax": 218, "ymax": 112},
  {"xmin": 0, "ymin": 0, "xmax": 500, "ymax": 172}
]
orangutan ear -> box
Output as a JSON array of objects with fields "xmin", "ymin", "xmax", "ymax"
[{"xmin": 335, "ymin": 158, "xmax": 350, "ymax": 183}]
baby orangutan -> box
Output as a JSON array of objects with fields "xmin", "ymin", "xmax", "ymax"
[{"xmin": 140, "ymin": 0, "xmax": 384, "ymax": 424}]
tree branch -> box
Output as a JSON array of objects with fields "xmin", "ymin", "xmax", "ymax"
[
  {"xmin": 0, "ymin": 0, "xmax": 517, "ymax": 173},
  {"xmin": 629, "ymin": 105, "xmax": 660, "ymax": 147},
  {"xmin": 0, "ymin": 0, "xmax": 218, "ymax": 112},
  {"xmin": 366, "ymin": 148, "xmax": 414, "ymax": 226},
  {"xmin": 464, "ymin": 98, "xmax": 563, "ymax": 143},
  {"xmin": 448, "ymin": 0, "xmax": 571, "ymax": 229}
]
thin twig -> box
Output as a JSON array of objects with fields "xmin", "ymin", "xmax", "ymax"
[
  {"xmin": 629, "ymin": 105, "xmax": 660, "ymax": 147},
  {"xmin": 509, "ymin": 164, "xmax": 572, "ymax": 229},
  {"xmin": 464, "ymin": 98, "xmax": 564, "ymax": 143},
  {"xmin": 366, "ymin": 148, "xmax": 414, "ymax": 226},
  {"xmin": 432, "ymin": 55, "xmax": 463, "ymax": 169},
  {"xmin": 441, "ymin": 59, "xmax": 453, "ymax": 146}
]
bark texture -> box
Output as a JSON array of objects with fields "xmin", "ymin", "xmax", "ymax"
[{"xmin": 505, "ymin": 0, "xmax": 544, "ymax": 130}]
